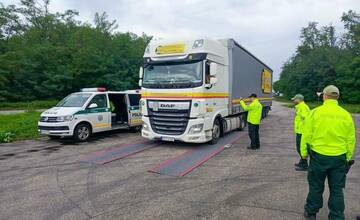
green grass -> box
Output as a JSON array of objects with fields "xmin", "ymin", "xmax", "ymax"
[
  {"xmin": 0, "ymin": 100, "xmax": 58, "ymax": 111},
  {"xmin": 0, "ymin": 112, "xmax": 41, "ymax": 143},
  {"xmin": 274, "ymin": 97, "xmax": 360, "ymax": 113}
]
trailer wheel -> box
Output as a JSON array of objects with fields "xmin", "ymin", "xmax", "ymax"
[
  {"xmin": 74, "ymin": 123, "xmax": 92, "ymax": 142},
  {"xmin": 237, "ymin": 116, "xmax": 246, "ymax": 131},
  {"xmin": 210, "ymin": 118, "xmax": 221, "ymax": 145}
]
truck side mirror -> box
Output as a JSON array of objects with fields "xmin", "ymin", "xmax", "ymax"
[
  {"xmin": 138, "ymin": 79, "xmax": 143, "ymax": 87},
  {"xmin": 139, "ymin": 67, "xmax": 144, "ymax": 79},
  {"xmin": 210, "ymin": 77, "xmax": 217, "ymax": 84},
  {"xmin": 210, "ymin": 62, "xmax": 217, "ymax": 76}
]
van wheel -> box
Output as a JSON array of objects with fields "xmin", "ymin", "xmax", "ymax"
[
  {"xmin": 210, "ymin": 118, "xmax": 220, "ymax": 145},
  {"xmin": 74, "ymin": 123, "xmax": 91, "ymax": 142},
  {"xmin": 130, "ymin": 125, "xmax": 141, "ymax": 132}
]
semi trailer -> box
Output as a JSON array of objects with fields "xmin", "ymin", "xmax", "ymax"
[{"xmin": 139, "ymin": 38, "xmax": 272, "ymax": 144}]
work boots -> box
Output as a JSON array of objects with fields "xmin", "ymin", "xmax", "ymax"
[{"xmin": 304, "ymin": 211, "xmax": 316, "ymax": 220}]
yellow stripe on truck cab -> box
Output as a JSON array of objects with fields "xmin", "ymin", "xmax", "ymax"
[{"xmin": 141, "ymin": 92, "xmax": 229, "ymax": 99}]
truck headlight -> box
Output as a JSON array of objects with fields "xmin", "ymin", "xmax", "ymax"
[
  {"xmin": 192, "ymin": 39, "xmax": 204, "ymax": 49},
  {"xmin": 56, "ymin": 115, "xmax": 74, "ymax": 122},
  {"xmin": 188, "ymin": 124, "xmax": 204, "ymax": 134},
  {"xmin": 142, "ymin": 123, "xmax": 150, "ymax": 131}
]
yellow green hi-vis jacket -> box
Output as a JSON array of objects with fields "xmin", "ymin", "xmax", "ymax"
[
  {"xmin": 300, "ymin": 99, "xmax": 356, "ymax": 161},
  {"xmin": 294, "ymin": 101, "xmax": 310, "ymax": 134},
  {"xmin": 240, "ymin": 99, "xmax": 263, "ymax": 125}
]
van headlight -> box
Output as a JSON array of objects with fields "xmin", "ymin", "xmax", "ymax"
[
  {"xmin": 188, "ymin": 124, "xmax": 204, "ymax": 134},
  {"xmin": 56, "ymin": 115, "xmax": 74, "ymax": 122}
]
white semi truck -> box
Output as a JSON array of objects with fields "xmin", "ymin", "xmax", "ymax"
[{"xmin": 139, "ymin": 38, "xmax": 272, "ymax": 144}]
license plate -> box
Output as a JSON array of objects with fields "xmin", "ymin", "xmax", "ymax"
[
  {"xmin": 161, "ymin": 136, "xmax": 175, "ymax": 142},
  {"xmin": 40, "ymin": 130, "xmax": 49, "ymax": 134}
]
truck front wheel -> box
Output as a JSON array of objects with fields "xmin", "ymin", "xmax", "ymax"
[
  {"xmin": 74, "ymin": 123, "xmax": 92, "ymax": 142},
  {"xmin": 210, "ymin": 118, "xmax": 220, "ymax": 145}
]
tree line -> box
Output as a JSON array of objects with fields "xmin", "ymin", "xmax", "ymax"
[
  {"xmin": 0, "ymin": 0, "xmax": 151, "ymax": 102},
  {"xmin": 273, "ymin": 10, "xmax": 360, "ymax": 103}
]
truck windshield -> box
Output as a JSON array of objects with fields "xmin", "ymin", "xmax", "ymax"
[
  {"xmin": 56, "ymin": 93, "xmax": 92, "ymax": 107},
  {"xmin": 142, "ymin": 61, "xmax": 203, "ymax": 88}
]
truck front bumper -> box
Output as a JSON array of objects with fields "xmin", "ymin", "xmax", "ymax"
[
  {"xmin": 38, "ymin": 122, "xmax": 74, "ymax": 136},
  {"xmin": 141, "ymin": 117, "xmax": 212, "ymax": 143}
]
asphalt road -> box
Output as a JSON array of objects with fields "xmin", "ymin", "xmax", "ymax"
[{"xmin": 0, "ymin": 102, "xmax": 359, "ymax": 220}]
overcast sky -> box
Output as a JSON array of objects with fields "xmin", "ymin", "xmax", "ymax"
[{"xmin": 3, "ymin": 0, "xmax": 360, "ymax": 80}]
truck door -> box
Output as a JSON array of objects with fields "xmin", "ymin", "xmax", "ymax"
[
  {"xmin": 86, "ymin": 94, "xmax": 111, "ymax": 132},
  {"xmin": 127, "ymin": 94, "xmax": 142, "ymax": 126}
]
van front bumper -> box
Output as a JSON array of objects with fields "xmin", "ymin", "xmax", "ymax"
[
  {"xmin": 141, "ymin": 116, "xmax": 212, "ymax": 143},
  {"xmin": 38, "ymin": 122, "xmax": 74, "ymax": 136}
]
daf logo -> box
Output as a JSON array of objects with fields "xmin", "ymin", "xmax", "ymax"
[{"xmin": 160, "ymin": 104, "xmax": 175, "ymax": 108}]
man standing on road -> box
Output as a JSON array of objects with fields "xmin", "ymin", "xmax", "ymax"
[
  {"xmin": 300, "ymin": 85, "xmax": 356, "ymax": 220},
  {"xmin": 291, "ymin": 94, "xmax": 310, "ymax": 171},
  {"xmin": 240, "ymin": 93, "xmax": 263, "ymax": 150}
]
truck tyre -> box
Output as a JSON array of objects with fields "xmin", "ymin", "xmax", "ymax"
[
  {"xmin": 130, "ymin": 125, "xmax": 141, "ymax": 133},
  {"xmin": 74, "ymin": 123, "xmax": 92, "ymax": 142},
  {"xmin": 210, "ymin": 118, "xmax": 221, "ymax": 145}
]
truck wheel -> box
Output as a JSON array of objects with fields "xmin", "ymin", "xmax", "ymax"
[
  {"xmin": 210, "ymin": 118, "xmax": 220, "ymax": 145},
  {"xmin": 74, "ymin": 123, "xmax": 92, "ymax": 142},
  {"xmin": 130, "ymin": 125, "xmax": 141, "ymax": 133}
]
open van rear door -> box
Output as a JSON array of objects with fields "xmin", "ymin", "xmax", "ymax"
[{"xmin": 127, "ymin": 93, "xmax": 142, "ymax": 126}]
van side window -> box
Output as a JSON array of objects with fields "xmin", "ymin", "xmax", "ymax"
[
  {"xmin": 205, "ymin": 61, "xmax": 210, "ymax": 84},
  {"xmin": 128, "ymin": 94, "xmax": 141, "ymax": 110},
  {"xmin": 89, "ymin": 94, "xmax": 107, "ymax": 108}
]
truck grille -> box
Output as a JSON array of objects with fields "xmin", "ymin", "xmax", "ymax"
[{"xmin": 147, "ymin": 101, "xmax": 190, "ymax": 135}]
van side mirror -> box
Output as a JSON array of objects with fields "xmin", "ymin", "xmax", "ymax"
[
  {"xmin": 139, "ymin": 67, "xmax": 144, "ymax": 79},
  {"xmin": 88, "ymin": 103, "xmax": 98, "ymax": 109},
  {"xmin": 210, "ymin": 62, "xmax": 217, "ymax": 76},
  {"xmin": 138, "ymin": 79, "xmax": 143, "ymax": 87}
]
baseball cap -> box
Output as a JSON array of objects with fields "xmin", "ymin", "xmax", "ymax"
[
  {"xmin": 291, "ymin": 94, "xmax": 304, "ymax": 101},
  {"xmin": 248, "ymin": 93, "xmax": 257, "ymax": 98},
  {"xmin": 323, "ymin": 85, "xmax": 339, "ymax": 96}
]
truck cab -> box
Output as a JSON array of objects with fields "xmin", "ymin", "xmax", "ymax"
[
  {"xmin": 38, "ymin": 88, "xmax": 142, "ymax": 141},
  {"xmin": 139, "ymin": 38, "xmax": 272, "ymax": 144}
]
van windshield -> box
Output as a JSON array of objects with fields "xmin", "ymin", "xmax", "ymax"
[{"xmin": 56, "ymin": 93, "xmax": 92, "ymax": 107}]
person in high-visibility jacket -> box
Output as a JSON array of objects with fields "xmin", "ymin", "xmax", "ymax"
[
  {"xmin": 291, "ymin": 94, "xmax": 310, "ymax": 171},
  {"xmin": 300, "ymin": 85, "xmax": 356, "ymax": 220},
  {"xmin": 240, "ymin": 93, "xmax": 263, "ymax": 150}
]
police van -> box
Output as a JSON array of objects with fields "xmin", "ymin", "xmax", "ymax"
[{"xmin": 38, "ymin": 88, "xmax": 142, "ymax": 141}]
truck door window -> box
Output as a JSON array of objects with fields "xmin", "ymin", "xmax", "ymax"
[
  {"xmin": 205, "ymin": 61, "xmax": 210, "ymax": 84},
  {"xmin": 128, "ymin": 94, "xmax": 141, "ymax": 110},
  {"xmin": 88, "ymin": 94, "xmax": 107, "ymax": 108}
]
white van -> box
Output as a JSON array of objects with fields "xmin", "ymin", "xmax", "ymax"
[{"xmin": 38, "ymin": 88, "xmax": 142, "ymax": 141}]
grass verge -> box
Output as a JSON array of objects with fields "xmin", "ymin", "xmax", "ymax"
[
  {"xmin": 0, "ymin": 112, "xmax": 41, "ymax": 143},
  {"xmin": 0, "ymin": 100, "xmax": 58, "ymax": 111},
  {"xmin": 274, "ymin": 97, "xmax": 360, "ymax": 113}
]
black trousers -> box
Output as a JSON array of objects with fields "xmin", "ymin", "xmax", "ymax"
[
  {"xmin": 296, "ymin": 133, "xmax": 308, "ymax": 167},
  {"xmin": 248, "ymin": 123, "xmax": 260, "ymax": 148}
]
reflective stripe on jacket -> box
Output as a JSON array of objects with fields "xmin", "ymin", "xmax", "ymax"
[
  {"xmin": 240, "ymin": 99, "xmax": 263, "ymax": 125},
  {"xmin": 300, "ymin": 99, "xmax": 356, "ymax": 161}
]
